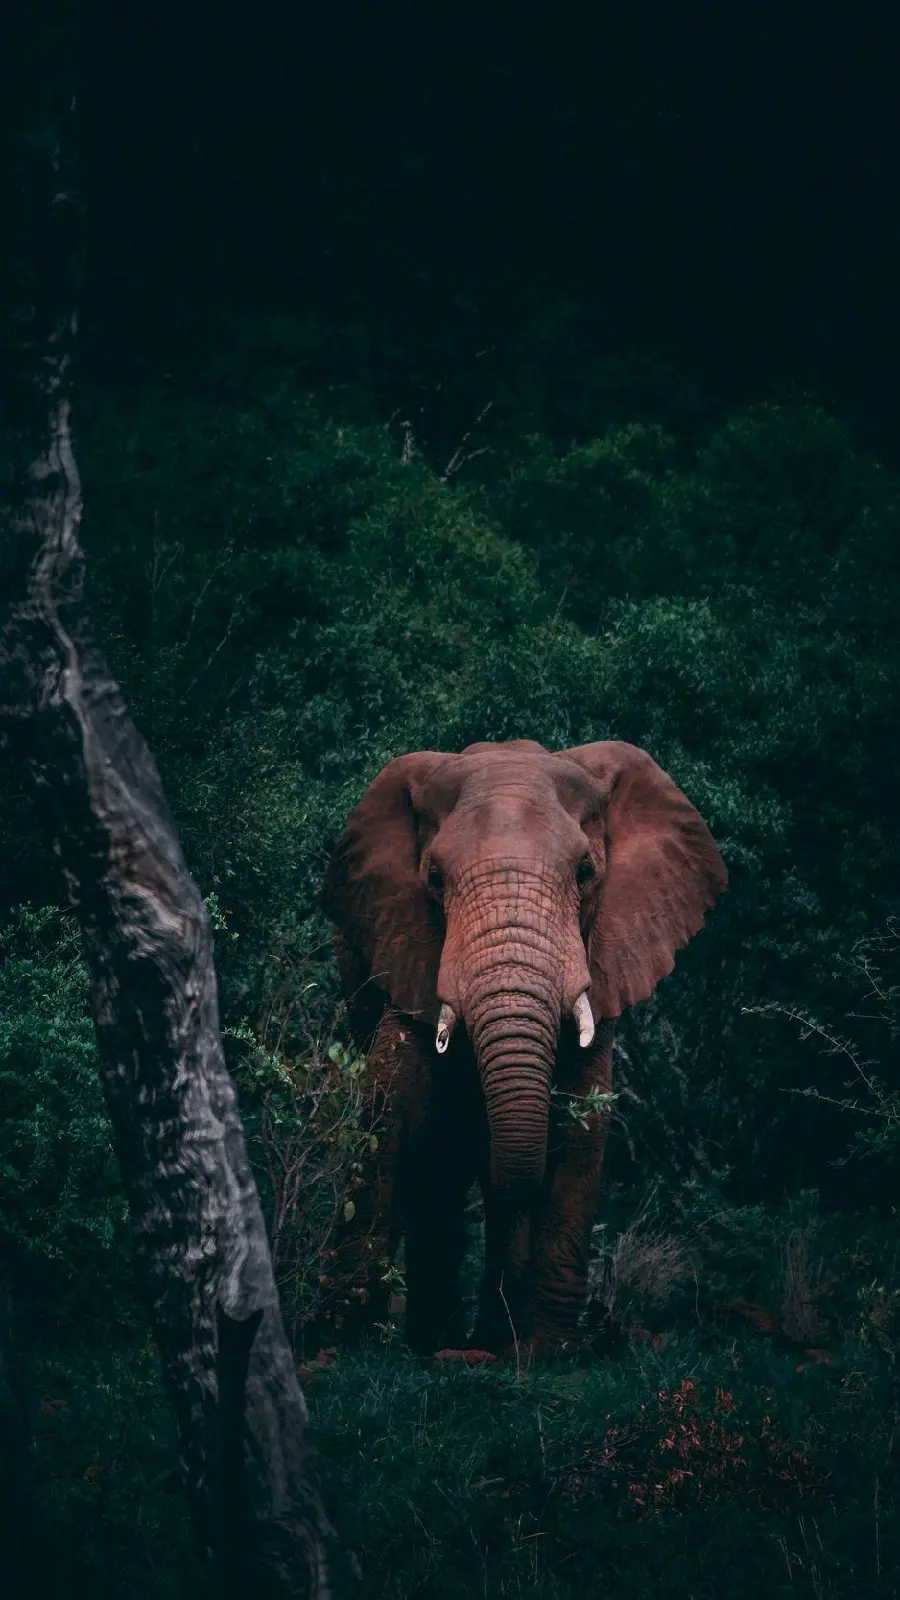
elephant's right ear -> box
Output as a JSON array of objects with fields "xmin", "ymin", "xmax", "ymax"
[{"xmin": 322, "ymin": 753, "xmax": 450, "ymax": 1022}]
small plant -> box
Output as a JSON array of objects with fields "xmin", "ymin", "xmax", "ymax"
[
  {"xmin": 588, "ymin": 1186, "xmax": 698, "ymax": 1339},
  {"xmin": 744, "ymin": 919, "xmax": 900, "ymax": 1167},
  {"xmin": 228, "ymin": 1009, "xmax": 384, "ymax": 1349},
  {"xmin": 855, "ymin": 1280, "xmax": 900, "ymax": 1362},
  {"xmin": 779, "ymin": 1216, "xmax": 830, "ymax": 1346},
  {"xmin": 0, "ymin": 907, "xmax": 130, "ymax": 1317},
  {"xmin": 576, "ymin": 1377, "xmax": 830, "ymax": 1516},
  {"xmin": 552, "ymin": 1084, "xmax": 619, "ymax": 1130}
]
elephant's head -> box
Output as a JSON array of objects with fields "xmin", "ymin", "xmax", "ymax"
[{"xmin": 324, "ymin": 740, "xmax": 727, "ymax": 1198}]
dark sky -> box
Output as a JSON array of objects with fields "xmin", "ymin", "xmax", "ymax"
[{"xmin": 80, "ymin": 1, "xmax": 897, "ymax": 447}]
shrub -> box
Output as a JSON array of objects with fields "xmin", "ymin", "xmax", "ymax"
[
  {"xmin": 232, "ymin": 1024, "xmax": 383, "ymax": 1350},
  {"xmin": 591, "ymin": 1376, "xmax": 831, "ymax": 1516},
  {"xmin": 0, "ymin": 908, "xmax": 129, "ymax": 1326}
]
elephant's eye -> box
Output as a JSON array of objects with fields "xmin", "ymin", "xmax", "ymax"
[
  {"xmin": 427, "ymin": 860, "xmax": 445, "ymax": 897},
  {"xmin": 576, "ymin": 852, "xmax": 595, "ymax": 887}
]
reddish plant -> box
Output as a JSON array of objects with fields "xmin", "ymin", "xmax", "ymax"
[{"xmin": 564, "ymin": 1377, "xmax": 830, "ymax": 1516}]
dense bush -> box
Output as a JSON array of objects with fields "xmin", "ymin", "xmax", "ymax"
[
  {"xmin": 25, "ymin": 1216, "xmax": 900, "ymax": 1599},
  {"xmin": 0, "ymin": 909, "xmax": 129, "ymax": 1328}
]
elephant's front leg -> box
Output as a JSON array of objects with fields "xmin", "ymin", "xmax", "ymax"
[
  {"xmin": 401, "ymin": 1042, "xmax": 482, "ymax": 1355},
  {"xmin": 523, "ymin": 1021, "xmax": 616, "ymax": 1355},
  {"xmin": 469, "ymin": 1194, "xmax": 534, "ymax": 1355},
  {"xmin": 336, "ymin": 1010, "xmax": 477, "ymax": 1356},
  {"xmin": 469, "ymin": 1106, "xmax": 536, "ymax": 1355},
  {"xmin": 402, "ymin": 1136, "xmax": 473, "ymax": 1355}
]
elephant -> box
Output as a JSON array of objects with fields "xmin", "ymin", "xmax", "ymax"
[{"xmin": 322, "ymin": 739, "xmax": 727, "ymax": 1359}]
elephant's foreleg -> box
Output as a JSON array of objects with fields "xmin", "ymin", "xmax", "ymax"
[
  {"xmin": 524, "ymin": 1022, "xmax": 616, "ymax": 1353},
  {"xmin": 402, "ymin": 1154, "xmax": 472, "ymax": 1354},
  {"xmin": 469, "ymin": 1188, "xmax": 534, "ymax": 1355},
  {"xmin": 400, "ymin": 1043, "xmax": 482, "ymax": 1354}
]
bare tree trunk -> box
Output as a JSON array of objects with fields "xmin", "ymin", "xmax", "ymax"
[{"xmin": 0, "ymin": 11, "xmax": 357, "ymax": 1598}]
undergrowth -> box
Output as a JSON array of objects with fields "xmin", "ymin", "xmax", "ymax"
[
  {"xmin": 23, "ymin": 1200, "xmax": 900, "ymax": 1599},
  {"xmin": 6, "ymin": 905, "xmax": 900, "ymax": 1595},
  {"xmin": 29, "ymin": 1305, "xmax": 900, "ymax": 1599}
]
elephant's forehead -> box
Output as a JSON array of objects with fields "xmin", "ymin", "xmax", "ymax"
[
  {"xmin": 422, "ymin": 749, "xmax": 603, "ymax": 814},
  {"xmin": 459, "ymin": 739, "xmax": 549, "ymax": 758}
]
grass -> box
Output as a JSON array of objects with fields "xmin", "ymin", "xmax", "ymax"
[
  {"xmin": 22, "ymin": 1200, "xmax": 900, "ymax": 1599},
  {"xmin": 27, "ymin": 1333, "xmax": 193, "ymax": 1600}
]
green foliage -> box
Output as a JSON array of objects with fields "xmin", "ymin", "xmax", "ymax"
[
  {"xmin": 0, "ymin": 362, "xmax": 881, "ymax": 1191},
  {"xmin": 226, "ymin": 1003, "xmax": 380, "ymax": 1347},
  {"xmin": 26, "ymin": 1212, "xmax": 900, "ymax": 1597},
  {"xmin": 746, "ymin": 920, "xmax": 900, "ymax": 1168},
  {"xmin": 29, "ymin": 1335, "xmax": 190, "ymax": 1600},
  {"xmin": 4, "ymin": 324, "xmax": 900, "ymax": 1593},
  {"xmin": 0, "ymin": 908, "xmax": 129, "ymax": 1319}
]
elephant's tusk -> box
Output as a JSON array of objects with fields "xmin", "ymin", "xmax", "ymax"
[
  {"xmin": 435, "ymin": 1003, "xmax": 456, "ymax": 1054},
  {"xmin": 573, "ymin": 991, "xmax": 595, "ymax": 1049}
]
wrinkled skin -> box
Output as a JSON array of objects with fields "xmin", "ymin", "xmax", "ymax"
[{"xmin": 323, "ymin": 740, "xmax": 727, "ymax": 1358}]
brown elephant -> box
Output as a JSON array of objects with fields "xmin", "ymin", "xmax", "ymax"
[{"xmin": 322, "ymin": 739, "xmax": 727, "ymax": 1359}]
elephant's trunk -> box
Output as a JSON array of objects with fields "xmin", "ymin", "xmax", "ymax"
[
  {"xmin": 471, "ymin": 990, "xmax": 558, "ymax": 1195},
  {"xmin": 452, "ymin": 870, "xmax": 565, "ymax": 1195}
]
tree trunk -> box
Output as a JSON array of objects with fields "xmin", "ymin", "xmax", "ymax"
[{"xmin": 0, "ymin": 11, "xmax": 357, "ymax": 1597}]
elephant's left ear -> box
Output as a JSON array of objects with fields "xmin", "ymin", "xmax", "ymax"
[
  {"xmin": 322, "ymin": 752, "xmax": 450, "ymax": 1022},
  {"xmin": 562, "ymin": 741, "xmax": 728, "ymax": 1019}
]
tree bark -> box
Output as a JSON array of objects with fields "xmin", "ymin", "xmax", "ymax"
[{"xmin": 0, "ymin": 12, "xmax": 357, "ymax": 1598}]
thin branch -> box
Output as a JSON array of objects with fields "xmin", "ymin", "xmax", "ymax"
[
  {"xmin": 441, "ymin": 400, "xmax": 495, "ymax": 481},
  {"xmin": 186, "ymin": 601, "xmax": 244, "ymax": 694}
]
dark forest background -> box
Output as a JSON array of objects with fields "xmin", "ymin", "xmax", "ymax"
[{"xmin": 3, "ymin": 3, "xmax": 900, "ymax": 1596}]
